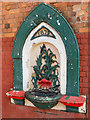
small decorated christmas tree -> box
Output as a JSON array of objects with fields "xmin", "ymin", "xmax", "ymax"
[{"xmin": 31, "ymin": 44, "xmax": 60, "ymax": 91}]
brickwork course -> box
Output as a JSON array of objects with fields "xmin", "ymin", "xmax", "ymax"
[{"xmin": 1, "ymin": 1, "xmax": 90, "ymax": 119}]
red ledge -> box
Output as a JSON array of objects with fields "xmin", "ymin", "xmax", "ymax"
[
  {"xmin": 59, "ymin": 95, "xmax": 85, "ymax": 107},
  {"xmin": 6, "ymin": 90, "xmax": 86, "ymax": 107},
  {"xmin": 6, "ymin": 90, "xmax": 25, "ymax": 100}
]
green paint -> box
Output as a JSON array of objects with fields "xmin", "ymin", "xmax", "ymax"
[
  {"xmin": 13, "ymin": 59, "xmax": 23, "ymax": 91},
  {"xmin": 12, "ymin": 3, "xmax": 80, "ymax": 112},
  {"xmin": 31, "ymin": 101, "xmax": 58, "ymax": 109},
  {"xmin": 66, "ymin": 106, "xmax": 78, "ymax": 113},
  {"xmin": 14, "ymin": 99, "xmax": 25, "ymax": 105},
  {"xmin": 25, "ymin": 91, "xmax": 62, "ymax": 109},
  {"xmin": 65, "ymin": 96, "xmax": 70, "ymax": 100}
]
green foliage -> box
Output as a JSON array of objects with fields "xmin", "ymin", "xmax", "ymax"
[
  {"xmin": 33, "ymin": 66, "xmax": 44, "ymax": 79},
  {"xmin": 44, "ymin": 65, "xmax": 59, "ymax": 80},
  {"xmin": 32, "ymin": 44, "xmax": 59, "ymax": 88},
  {"xmin": 36, "ymin": 52, "xmax": 43, "ymax": 69}
]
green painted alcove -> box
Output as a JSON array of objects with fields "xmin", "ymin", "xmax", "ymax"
[{"xmin": 12, "ymin": 3, "xmax": 80, "ymax": 112}]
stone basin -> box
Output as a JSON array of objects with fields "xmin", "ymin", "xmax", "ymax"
[{"xmin": 25, "ymin": 90, "xmax": 62, "ymax": 109}]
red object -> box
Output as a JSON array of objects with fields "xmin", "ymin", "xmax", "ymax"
[
  {"xmin": 38, "ymin": 78, "xmax": 52, "ymax": 89},
  {"xmin": 59, "ymin": 95, "xmax": 85, "ymax": 107},
  {"xmin": 6, "ymin": 90, "xmax": 25, "ymax": 100}
]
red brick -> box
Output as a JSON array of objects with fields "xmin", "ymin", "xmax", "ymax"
[
  {"xmin": 78, "ymin": 10, "xmax": 86, "ymax": 16},
  {"xmin": 3, "ymin": 33, "xmax": 15, "ymax": 37},
  {"xmin": 79, "ymin": 88, "xmax": 82, "ymax": 93},
  {"xmin": 9, "ymin": 4, "xmax": 19, "ymax": 9},
  {"xmin": 79, "ymin": 45, "xmax": 83, "ymax": 50},
  {"xmin": 80, "ymin": 72, "xmax": 86, "ymax": 77},
  {"xmin": 67, "ymin": 2, "xmax": 81, "ymax": 7},
  {"xmin": 54, "ymin": 2, "xmax": 67, "ymax": 8},
  {"xmin": 2, "ymin": 28, "xmax": 12, "ymax": 33},
  {"xmin": 86, "ymin": 22, "xmax": 90, "ymax": 27},
  {"xmin": 80, "ymin": 61, "xmax": 88, "ymax": 66},
  {"xmin": 79, "ymin": 45, "xmax": 88, "ymax": 50},
  {"xmin": 80, "ymin": 27, "xmax": 88, "ymax": 33},
  {"xmin": 80, "ymin": 83, "xmax": 88, "ymax": 88},
  {"xmin": 76, "ymin": 17, "xmax": 80, "ymax": 22},
  {"xmin": 81, "ymin": 39, "xmax": 88, "ymax": 44},
  {"xmin": 81, "ymin": 4, "xmax": 88, "ymax": 10},
  {"xmin": 67, "ymin": 7, "xmax": 73, "ymax": 11},
  {"xmin": 73, "ymin": 28, "xmax": 79, "ymax": 33},
  {"xmin": 73, "ymin": 5, "xmax": 81, "ymax": 11},
  {"xmin": 80, "ymin": 50, "xmax": 88, "ymax": 56},
  {"xmin": 87, "ymin": 99, "xmax": 90, "ymax": 104},
  {"xmin": 20, "ymin": 7, "xmax": 26, "ymax": 13},
  {"xmin": 2, "ymin": 10, "xmax": 9, "ymax": 16},
  {"xmin": 86, "ymin": 72, "xmax": 88, "ymax": 77},
  {"xmin": 9, "ymin": 9, "xmax": 20, "ymax": 14},
  {"xmin": 12, "ymin": 37, "xmax": 15, "ymax": 42},
  {"xmin": 83, "ymin": 66, "xmax": 88, "ymax": 71},
  {"xmin": 12, "ymin": 28, "xmax": 17, "ymax": 32},
  {"xmin": 80, "ymin": 77, "xmax": 83, "ymax": 82},
  {"xmin": 83, "ymin": 33, "xmax": 89, "ymax": 39},
  {"xmin": 77, "ymin": 22, "xmax": 86, "ymax": 27},
  {"xmin": 9, "ymin": 14, "xmax": 15, "ymax": 19},
  {"xmin": 81, "ymin": 16, "xmax": 88, "ymax": 21},
  {"xmin": 63, "ymin": 11, "xmax": 71, "ymax": 18},
  {"xmin": 71, "ymin": 23, "xmax": 78, "ymax": 29},
  {"xmin": 76, "ymin": 33, "xmax": 88, "ymax": 39},
  {"xmin": 87, "ymin": 94, "xmax": 90, "ymax": 99},
  {"xmin": 5, "ymin": 5, "xmax": 11, "ymax": 11},
  {"xmin": 80, "ymin": 66, "xmax": 83, "ymax": 71},
  {"xmin": 88, "ymin": 88, "xmax": 90, "ymax": 93},
  {"xmin": 82, "ymin": 88, "xmax": 88, "ymax": 94},
  {"xmin": 81, "ymin": 56, "xmax": 88, "ymax": 61},
  {"xmin": 3, "ymin": 15, "xmax": 9, "ymax": 19},
  {"xmin": 83, "ymin": 77, "xmax": 88, "ymax": 82},
  {"xmin": 77, "ymin": 38, "xmax": 80, "ymax": 43},
  {"xmin": 71, "ymin": 12, "xmax": 76, "ymax": 16},
  {"xmin": 21, "ymin": 3, "xmax": 28, "ymax": 7},
  {"xmin": 10, "ymin": 42, "xmax": 14, "ymax": 47},
  {"xmin": 67, "ymin": 17, "xmax": 73, "ymax": 22}
]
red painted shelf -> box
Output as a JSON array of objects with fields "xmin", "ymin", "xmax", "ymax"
[
  {"xmin": 6, "ymin": 90, "xmax": 86, "ymax": 107},
  {"xmin": 6, "ymin": 90, "xmax": 25, "ymax": 100},
  {"xmin": 59, "ymin": 95, "xmax": 85, "ymax": 107}
]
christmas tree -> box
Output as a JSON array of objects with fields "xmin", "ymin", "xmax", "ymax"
[{"xmin": 31, "ymin": 44, "xmax": 60, "ymax": 90}]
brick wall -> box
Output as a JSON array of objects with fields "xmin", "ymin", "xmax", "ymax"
[
  {"xmin": 1, "ymin": 2, "xmax": 89, "ymax": 118},
  {"xmin": 2, "ymin": 2, "xmax": 89, "ymax": 37}
]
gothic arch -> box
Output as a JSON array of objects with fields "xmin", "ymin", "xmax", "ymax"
[{"xmin": 12, "ymin": 3, "xmax": 80, "ymax": 97}]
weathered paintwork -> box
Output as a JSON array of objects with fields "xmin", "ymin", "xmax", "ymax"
[
  {"xmin": 13, "ymin": 59, "xmax": 23, "ymax": 91},
  {"xmin": 12, "ymin": 3, "xmax": 80, "ymax": 112},
  {"xmin": 6, "ymin": 90, "xmax": 25, "ymax": 99},
  {"xmin": 59, "ymin": 95, "xmax": 85, "ymax": 107},
  {"xmin": 25, "ymin": 91, "xmax": 62, "ymax": 109}
]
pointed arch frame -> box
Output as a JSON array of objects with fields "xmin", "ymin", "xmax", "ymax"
[{"xmin": 12, "ymin": 3, "xmax": 80, "ymax": 98}]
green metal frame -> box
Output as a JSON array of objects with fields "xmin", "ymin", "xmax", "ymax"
[{"xmin": 12, "ymin": 3, "xmax": 80, "ymax": 112}]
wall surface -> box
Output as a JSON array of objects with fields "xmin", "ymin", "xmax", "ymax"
[{"xmin": 1, "ymin": 1, "xmax": 89, "ymax": 119}]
